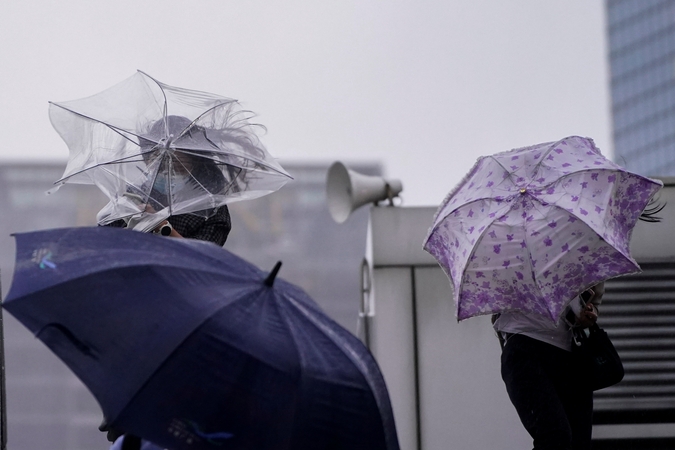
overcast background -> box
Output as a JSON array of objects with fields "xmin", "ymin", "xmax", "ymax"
[{"xmin": 1, "ymin": 0, "xmax": 611, "ymax": 207}]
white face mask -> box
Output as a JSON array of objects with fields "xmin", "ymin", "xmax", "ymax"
[{"xmin": 153, "ymin": 174, "xmax": 191, "ymax": 196}]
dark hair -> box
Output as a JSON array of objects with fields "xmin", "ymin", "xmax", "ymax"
[
  {"xmin": 137, "ymin": 113, "xmax": 273, "ymax": 200},
  {"xmin": 139, "ymin": 116, "xmax": 227, "ymax": 190},
  {"xmin": 639, "ymin": 197, "xmax": 666, "ymax": 223},
  {"xmin": 138, "ymin": 115, "xmax": 219, "ymax": 154}
]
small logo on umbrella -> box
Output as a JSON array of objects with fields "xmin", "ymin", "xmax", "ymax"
[
  {"xmin": 32, "ymin": 249, "xmax": 56, "ymax": 269},
  {"xmin": 168, "ymin": 418, "xmax": 234, "ymax": 446},
  {"xmin": 187, "ymin": 420, "xmax": 234, "ymax": 444}
]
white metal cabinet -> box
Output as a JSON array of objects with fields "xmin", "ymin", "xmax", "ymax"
[
  {"xmin": 368, "ymin": 267, "xmax": 418, "ymax": 450},
  {"xmin": 363, "ymin": 206, "xmax": 529, "ymax": 449}
]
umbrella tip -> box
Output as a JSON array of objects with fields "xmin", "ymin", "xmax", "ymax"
[{"xmin": 264, "ymin": 261, "xmax": 282, "ymax": 287}]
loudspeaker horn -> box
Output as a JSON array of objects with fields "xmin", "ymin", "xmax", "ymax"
[{"xmin": 326, "ymin": 161, "xmax": 403, "ymax": 223}]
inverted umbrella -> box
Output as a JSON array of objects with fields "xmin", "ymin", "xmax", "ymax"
[
  {"xmin": 49, "ymin": 70, "xmax": 292, "ymax": 232},
  {"xmin": 3, "ymin": 227, "xmax": 399, "ymax": 450},
  {"xmin": 423, "ymin": 136, "xmax": 662, "ymax": 323}
]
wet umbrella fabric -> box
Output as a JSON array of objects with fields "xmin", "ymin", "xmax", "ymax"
[
  {"xmin": 3, "ymin": 227, "xmax": 399, "ymax": 450},
  {"xmin": 49, "ymin": 70, "xmax": 292, "ymax": 232},
  {"xmin": 423, "ymin": 136, "xmax": 662, "ymax": 323}
]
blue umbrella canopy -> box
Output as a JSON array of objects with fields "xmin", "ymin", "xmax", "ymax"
[{"xmin": 3, "ymin": 227, "xmax": 399, "ymax": 450}]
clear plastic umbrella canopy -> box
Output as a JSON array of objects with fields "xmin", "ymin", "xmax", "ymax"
[{"xmin": 49, "ymin": 70, "xmax": 292, "ymax": 231}]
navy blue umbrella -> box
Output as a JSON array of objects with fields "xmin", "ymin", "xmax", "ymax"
[{"xmin": 3, "ymin": 227, "xmax": 399, "ymax": 450}]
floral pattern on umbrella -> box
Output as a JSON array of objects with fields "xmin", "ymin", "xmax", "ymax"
[{"xmin": 423, "ymin": 136, "xmax": 662, "ymax": 323}]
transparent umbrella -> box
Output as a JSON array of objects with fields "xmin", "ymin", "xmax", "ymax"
[{"xmin": 49, "ymin": 70, "xmax": 292, "ymax": 232}]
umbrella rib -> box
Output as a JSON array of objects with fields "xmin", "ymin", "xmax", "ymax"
[
  {"xmin": 282, "ymin": 295, "xmax": 391, "ymax": 409},
  {"xmin": 136, "ymin": 71, "xmax": 169, "ymax": 128},
  {"xmin": 432, "ymin": 137, "xmax": 571, "ymax": 230},
  {"xmin": 529, "ymin": 137, "xmax": 567, "ymax": 176},
  {"xmin": 485, "ymin": 155, "xmax": 520, "ymax": 186},
  {"xmin": 175, "ymin": 148, "xmax": 291, "ymax": 180},
  {"xmin": 223, "ymin": 166, "xmax": 246, "ymax": 196},
  {"xmin": 282, "ymin": 295, "xmax": 399, "ymax": 449},
  {"xmin": 273, "ymin": 292, "xmax": 379, "ymax": 392},
  {"xmin": 455, "ymin": 200, "xmax": 554, "ymax": 322},
  {"xmin": 455, "ymin": 199, "xmax": 522, "ymax": 313},
  {"xmin": 49, "ymin": 102, "xmax": 143, "ymax": 147},
  {"xmin": 110, "ymin": 284, "xmax": 289, "ymax": 427},
  {"xmin": 137, "ymin": 70, "xmax": 236, "ymax": 107},
  {"xmin": 163, "ymin": 98, "xmax": 290, "ymax": 178},
  {"xmin": 171, "ymin": 149, "xmax": 236, "ymax": 200},
  {"xmin": 49, "ymin": 103, "xmax": 165, "ymax": 184},
  {"xmin": 519, "ymin": 220, "xmax": 551, "ymax": 320},
  {"xmin": 176, "ymin": 102, "xmax": 241, "ymax": 144},
  {"xmin": 166, "ymin": 156, "xmax": 174, "ymax": 217},
  {"xmin": 484, "ymin": 137, "xmax": 568, "ymax": 189},
  {"xmin": 137, "ymin": 71, "xmax": 250, "ymax": 154},
  {"xmin": 432, "ymin": 195, "xmax": 515, "ymax": 233},
  {"xmin": 271, "ymin": 290, "xmax": 305, "ymax": 372},
  {"xmin": 178, "ymin": 106, "xmax": 293, "ymax": 176},
  {"xmin": 55, "ymin": 153, "xmax": 149, "ymax": 184},
  {"xmin": 529, "ymin": 172, "xmax": 644, "ymax": 264},
  {"xmin": 524, "ymin": 196, "xmax": 640, "ymax": 322},
  {"xmin": 529, "ymin": 166, "xmax": 599, "ymax": 195},
  {"xmin": 51, "ymin": 102, "xmax": 291, "ymax": 181}
]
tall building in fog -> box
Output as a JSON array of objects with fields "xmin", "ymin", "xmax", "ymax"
[
  {"xmin": 0, "ymin": 161, "xmax": 379, "ymax": 450},
  {"xmin": 606, "ymin": 0, "xmax": 675, "ymax": 175}
]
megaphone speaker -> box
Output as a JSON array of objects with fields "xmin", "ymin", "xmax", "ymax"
[{"xmin": 326, "ymin": 161, "xmax": 403, "ymax": 223}]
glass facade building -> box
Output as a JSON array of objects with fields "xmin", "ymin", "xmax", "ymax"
[
  {"xmin": 0, "ymin": 160, "xmax": 379, "ymax": 450},
  {"xmin": 607, "ymin": 0, "xmax": 675, "ymax": 176}
]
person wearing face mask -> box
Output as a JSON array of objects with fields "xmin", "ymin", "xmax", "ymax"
[
  {"xmin": 104, "ymin": 116, "xmax": 232, "ymax": 246},
  {"xmin": 100, "ymin": 117, "xmax": 247, "ymax": 450}
]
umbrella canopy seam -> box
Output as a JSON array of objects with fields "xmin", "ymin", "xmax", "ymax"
[{"xmin": 283, "ymin": 295, "xmax": 396, "ymax": 446}]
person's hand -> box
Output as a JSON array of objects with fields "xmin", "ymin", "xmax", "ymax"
[
  {"xmin": 576, "ymin": 281, "xmax": 604, "ymax": 328},
  {"xmin": 576, "ymin": 302, "xmax": 598, "ymax": 328},
  {"xmin": 143, "ymin": 203, "xmax": 182, "ymax": 238},
  {"xmin": 152, "ymin": 220, "xmax": 183, "ymax": 238}
]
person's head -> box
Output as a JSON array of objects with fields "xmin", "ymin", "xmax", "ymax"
[
  {"xmin": 138, "ymin": 116, "xmax": 226, "ymax": 195},
  {"xmin": 139, "ymin": 115, "xmax": 218, "ymax": 158}
]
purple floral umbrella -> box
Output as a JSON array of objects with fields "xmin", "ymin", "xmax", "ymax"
[{"xmin": 423, "ymin": 136, "xmax": 662, "ymax": 324}]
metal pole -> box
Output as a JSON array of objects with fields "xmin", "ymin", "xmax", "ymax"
[
  {"xmin": 0, "ymin": 275, "xmax": 7, "ymax": 450},
  {"xmin": 359, "ymin": 258, "xmax": 371, "ymax": 347}
]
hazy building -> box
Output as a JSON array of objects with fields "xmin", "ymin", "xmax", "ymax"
[
  {"xmin": 0, "ymin": 160, "xmax": 379, "ymax": 450},
  {"xmin": 606, "ymin": 0, "xmax": 675, "ymax": 176}
]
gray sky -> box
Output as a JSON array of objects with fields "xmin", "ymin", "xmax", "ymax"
[{"xmin": 1, "ymin": 0, "xmax": 611, "ymax": 207}]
